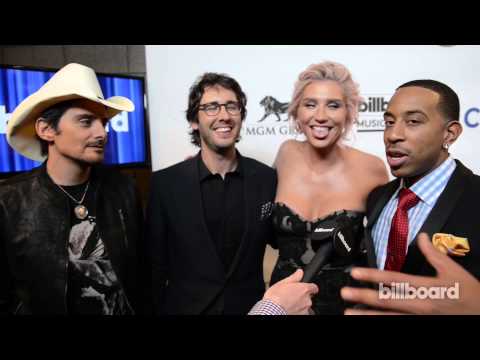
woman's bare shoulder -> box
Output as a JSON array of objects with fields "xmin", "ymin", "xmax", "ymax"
[
  {"xmin": 274, "ymin": 139, "xmax": 302, "ymax": 166},
  {"xmin": 279, "ymin": 139, "xmax": 301, "ymax": 153},
  {"xmin": 346, "ymin": 146, "xmax": 389, "ymax": 181}
]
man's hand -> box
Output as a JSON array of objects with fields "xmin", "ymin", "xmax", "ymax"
[
  {"xmin": 341, "ymin": 233, "xmax": 480, "ymax": 315},
  {"xmin": 263, "ymin": 269, "xmax": 319, "ymax": 315}
]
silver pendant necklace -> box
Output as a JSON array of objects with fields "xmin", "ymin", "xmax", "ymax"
[{"xmin": 56, "ymin": 181, "xmax": 90, "ymax": 220}]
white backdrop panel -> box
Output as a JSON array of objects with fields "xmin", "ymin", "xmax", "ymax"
[{"xmin": 145, "ymin": 45, "xmax": 480, "ymax": 175}]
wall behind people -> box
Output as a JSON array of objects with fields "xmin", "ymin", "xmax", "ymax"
[
  {"xmin": 0, "ymin": 45, "xmax": 152, "ymax": 205},
  {"xmin": 145, "ymin": 45, "xmax": 480, "ymax": 175},
  {"xmin": 0, "ymin": 45, "xmax": 145, "ymax": 76}
]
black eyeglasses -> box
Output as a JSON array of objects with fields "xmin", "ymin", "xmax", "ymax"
[{"xmin": 198, "ymin": 102, "xmax": 242, "ymax": 116}]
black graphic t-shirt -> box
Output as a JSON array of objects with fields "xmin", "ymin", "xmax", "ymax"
[{"xmin": 63, "ymin": 181, "xmax": 133, "ymax": 315}]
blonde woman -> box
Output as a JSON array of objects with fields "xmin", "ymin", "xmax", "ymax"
[{"xmin": 270, "ymin": 61, "xmax": 389, "ymax": 314}]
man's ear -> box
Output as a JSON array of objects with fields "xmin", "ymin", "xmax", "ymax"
[
  {"xmin": 444, "ymin": 120, "xmax": 463, "ymax": 146},
  {"xmin": 35, "ymin": 118, "xmax": 57, "ymax": 142},
  {"xmin": 189, "ymin": 121, "xmax": 199, "ymax": 130}
]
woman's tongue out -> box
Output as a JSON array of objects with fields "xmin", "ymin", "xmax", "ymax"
[{"xmin": 311, "ymin": 125, "xmax": 330, "ymax": 140}]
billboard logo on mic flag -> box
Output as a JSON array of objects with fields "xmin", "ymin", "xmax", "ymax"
[
  {"xmin": 314, "ymin": 227, "xmax": 334, "ymax": 233},
  {"xmin": 337, "ymin": 231, "xmax": 352, "ymax": 253}
]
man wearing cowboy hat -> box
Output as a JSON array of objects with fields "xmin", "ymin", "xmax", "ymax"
[{"xmin": 0, "ymin": 63, "xmax": 148, "ymax": 314}]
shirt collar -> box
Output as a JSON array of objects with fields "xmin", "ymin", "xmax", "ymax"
[
  {"xmin": 197, "ymin": 150, "xmax": 244, "ymax": 182},
  {"xmin": 398, "ymin": 156, "xmax": 456, "ymax": 206}
]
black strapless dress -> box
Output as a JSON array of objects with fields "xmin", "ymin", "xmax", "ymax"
[{"xmin": 270, "ymin": 202, "xmax": 368, "ymax": 315}]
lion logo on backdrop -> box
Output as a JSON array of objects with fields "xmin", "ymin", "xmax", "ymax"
[
  {"xmin": 245, "ymin": 95, "xmax": 297, "ymax": 137},
  {"xmin": 259, "ymin": 96, "xmax": 289, "ymax": 122}
]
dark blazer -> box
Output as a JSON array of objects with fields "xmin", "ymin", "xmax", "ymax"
[
  {"xmin": 145, "ymin": 152, "xmax": 277, "ymax": 315},
  {"xmin": 364, "ymin": 160, "xmax": 480, "ymax": 280},
  {"xmin": 0, "ymin": 164, "xmax": 148, "ymax": 314}
]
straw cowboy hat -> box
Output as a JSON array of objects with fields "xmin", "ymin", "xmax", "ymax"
[{"xmin": 6, "ymin": 63, "xmax": 135, "ymax": 162}]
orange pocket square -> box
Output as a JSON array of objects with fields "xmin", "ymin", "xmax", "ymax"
[{"xmin": 432, "ymin": 233, "xmax": 470, "ymax": 256}]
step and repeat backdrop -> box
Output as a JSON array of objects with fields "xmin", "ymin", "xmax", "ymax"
[{"xmin": 145, "ymin": 45, "xmax": 480, "ymax": 176}]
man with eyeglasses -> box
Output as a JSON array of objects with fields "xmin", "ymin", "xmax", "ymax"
[{"xmin": 145, "ymin": 72, "xmax": 287, "ymax": 314}]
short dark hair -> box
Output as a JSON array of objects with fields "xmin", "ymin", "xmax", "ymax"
[
  {"xmin": 397, "ymin": 79, "xmax": 460, "ymax": 122},
  {"xmin": 36, "ymin": 100, "xmax": 77, "ymax": 156},
  {"xmin": 186, "ymin": 72, "xmax": 247, "ymax": 147}
]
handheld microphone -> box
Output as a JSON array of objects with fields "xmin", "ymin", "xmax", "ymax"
[
  {"xmin": 301, "ymin": 225, "xmax": 357, "ymax": 283},
  {"xmin": 301, "ymin": 241, "xmax": 334, "ymax": 283}
]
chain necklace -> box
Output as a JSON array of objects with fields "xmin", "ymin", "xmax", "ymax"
[{"xmin": 56, "ymin": 181, "xmax": 90, "ymax": 220}]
